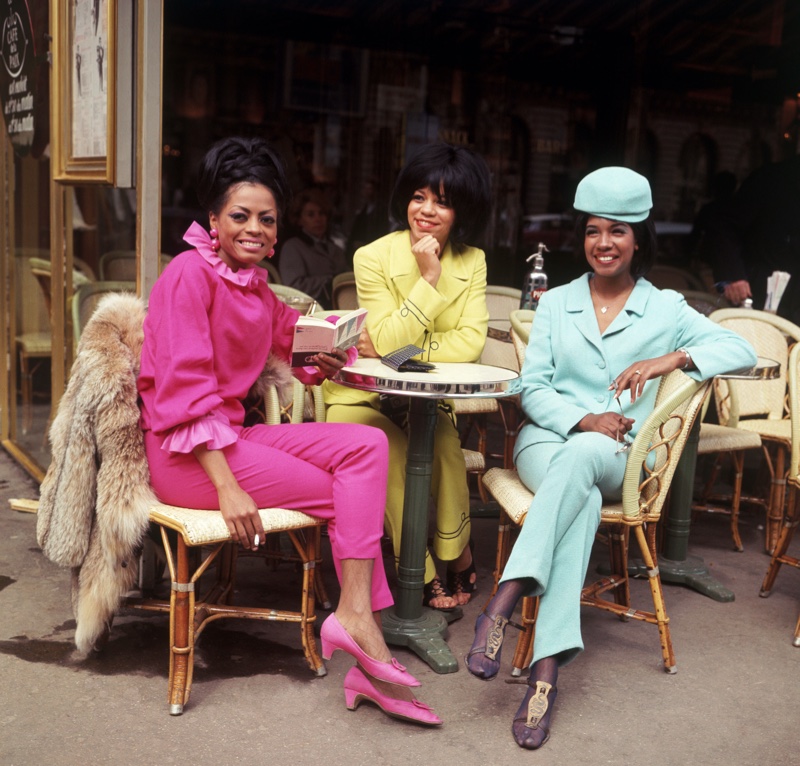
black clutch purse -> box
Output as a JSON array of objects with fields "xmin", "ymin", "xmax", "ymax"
[{"xmin": 380, "ymin": 344, "xmax": 435, "ymax": 373}]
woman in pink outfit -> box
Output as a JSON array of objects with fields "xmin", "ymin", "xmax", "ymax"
[{"xmin": 138, "ymin": 137, "xmax": 438, "ymax": 721}]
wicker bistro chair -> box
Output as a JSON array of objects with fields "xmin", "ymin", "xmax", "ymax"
[
  {"xmin": 759, "ymin": 342, "xmax": 800, "ymax": 647},
  {"xmin": 99, "ymin": 250, "xmax": 173, "ymax": 281},
  {"xmin": 454, "ymin": 286, "xmax": 523, "ymax": 500},
  {"xmin": 488, "ymin": 310, "xmax": 534, "ymax": 586},
  {"xmin": 709, "ymin": 309, "xmax": 800, "ymax": 552},
  {"xmin": 483, "ymin": 371, "xmax": 712, "ymax": 675},
  {"xmin": 127, "ymin": 505, "xmax": 326, "ymax": 714},
  {"xmin": 126, "ymin": 371, "xmax": 330, "ymax": 715},
  {"xmin": 331, "ymin": 271, "xmax": 358, "ymax": 310},
  {"xmin": 694, "ymin": 420, "xmax": 762, "ymax": 551},
  {"xmin": 72, "ymin": 281, "xmax": 137, "ymax": 345}
]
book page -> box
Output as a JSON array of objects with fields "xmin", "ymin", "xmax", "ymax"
[{"xmin": 290, "ymin": 308, "xmax": 366, "ymax": 366}]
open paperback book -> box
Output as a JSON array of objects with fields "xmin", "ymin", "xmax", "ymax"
[{"xmin": 290, "ymin": 308, "xmax": 367, "ymax": 367}]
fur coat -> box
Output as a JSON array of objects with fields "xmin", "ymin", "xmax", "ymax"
[
  {"xmin": 37, "ymin": 293, "xmax": 156, "ymax": 655},
  {"xmin": 36, "ymin": 292, "xmax": 310, "ymax": 654}
]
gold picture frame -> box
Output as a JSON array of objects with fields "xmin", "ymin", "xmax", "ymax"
[{"xmin": 52, "ymin": 0, "xmax": 117, "ymax": 183}]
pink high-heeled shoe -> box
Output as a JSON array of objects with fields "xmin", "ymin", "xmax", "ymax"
[
  {"xmin": 343, "ymin": 666, "xmax": 442, "ymax": 726},
  {"xmin": 320, "ymin": 613, "xmax": 420, "ymax": 687}
]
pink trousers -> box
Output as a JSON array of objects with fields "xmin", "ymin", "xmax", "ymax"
[{"xmin": 144, "ymin": 421, "xmax": 393, "ymax": 611}]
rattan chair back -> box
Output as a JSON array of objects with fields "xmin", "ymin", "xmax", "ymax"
[
  {"xmin": 72, "ymin": 281, "xmax": 136, "ymax": 346},
  {"xmin": 332, "ymin": 271, "xmax": 358, "ymax": 310},
  {"xmin": 789, "ymin": 343, "xmax": 800, "ymax": 484},
  {"xmin": 709, "ymin": 309, "xmax": 799, "ymax": 424},
  {"xmin": 482, "ymin": 285, "xmax": 522, "ymax": 371},
  {"xmin": 269, "ymin": 283, "xmax": 316, "ymax": 314}
]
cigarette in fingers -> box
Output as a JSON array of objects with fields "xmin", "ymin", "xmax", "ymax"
[{"xmin": 253, "ymin": 534, "xmax": 260, "ymax": 547}]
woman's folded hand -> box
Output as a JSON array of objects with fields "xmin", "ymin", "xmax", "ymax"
[
  {"xmin": 577, "ymin": 411, "xmax": 634, "ymax": 440},
  {"xmin": 611, "ymin": 352, "xmax": 686, "ymax": 403}
]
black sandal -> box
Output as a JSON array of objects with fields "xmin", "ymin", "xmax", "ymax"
[
  {"xmin": 464, "ymin": 610, "xmax": 524, "ymax": 679},
  {"xmin": 422, "ymin": 576, "xmax": 455, "ymax": 611},
  {"xmin": 509, "ymin": 679, "xmax": 555, "ymax": 749},
  {"xmin": 447, "ymin": 539, "xmax": 477, "ymax": 602}
]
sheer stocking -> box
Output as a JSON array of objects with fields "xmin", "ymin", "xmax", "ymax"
[
  {"xmin": 511, "ymin": 656, "xmax": 558, "ymax": 749},
  {"xmin": 336, "ymin": 559, "xmax": 392, "ymax": 663},
  {"xmin": 465, "ymin": 579, "xmax": 526, "ymax": 679}
]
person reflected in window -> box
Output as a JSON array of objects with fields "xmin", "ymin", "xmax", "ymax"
[{"xmin": 279, "ymin": 188, "xmax": 347, "ymax": 308}]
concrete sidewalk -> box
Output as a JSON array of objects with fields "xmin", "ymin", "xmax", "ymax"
[{"xmin": 1, "ymin": 447, "xmax": 798, "ymax": 766}]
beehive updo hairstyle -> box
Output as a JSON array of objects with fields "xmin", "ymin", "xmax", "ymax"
[{"xmin": 196, "ymin": 137, "xmax": 292, "ymax": 220}]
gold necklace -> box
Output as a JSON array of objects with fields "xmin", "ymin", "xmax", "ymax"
[{"xmin": 590, "ymin": 278, "xmax": 632, "ymax": 314}]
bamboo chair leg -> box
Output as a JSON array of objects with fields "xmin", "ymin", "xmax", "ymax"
[
  {"xmin": 766, "ymin": 447, "xmax": 787, "ymax": 555},
  {"xmin": 297, "ymin": 527, "xmax": 331, "ymax": 610},
  {"xmin": 729, "ymin": 451, "xmax": 745, "ymax": 552},
  {"xmin": 490, "ymin": 511, "xmax": 513, "ymax": 598},
  {"xmin": 635, "ymin": 524, "xmax": 676, "ymax": 673},
  {"xmin": 607, "ymin": 526, "xmax": 631, "ymax": 614},
  {"xmin": 760, "ymin": 487, "xmax": 799, "ymax": 596},
  {"xmin": 168, "ymin": 536, "xmax": 194, "ymax": 715},
  {"xmin": 290, "ymin": 527, "xmax": 327, "ymax": 676},
  {"xmin": 511, "ymin": 596, "xmax": 537, "ymax": 677},
  {"xmin": 219, "ymin": 543, "xmax": 236, "ymax": 604},
  {"xmin": 699, "ymin": 455, "xmax": 722, "ymax": 506}
]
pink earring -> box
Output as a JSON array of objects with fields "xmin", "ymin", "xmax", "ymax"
[
  {"xmin": 267, "ymin": 237, "xmax": 277, "ymax": 259},
  {"xmin": 209, "ymin": 227, "xmax": 220, "ymax": 252}
]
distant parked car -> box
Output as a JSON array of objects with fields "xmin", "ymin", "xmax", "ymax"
[{"xmin": 521, "ymin": 214, "xmax": 574, "ymax": 252}]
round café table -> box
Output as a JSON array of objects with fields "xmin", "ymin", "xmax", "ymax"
[{"xmin": 334, "ymin": 358, "xmax": 518, "ymax": 673}]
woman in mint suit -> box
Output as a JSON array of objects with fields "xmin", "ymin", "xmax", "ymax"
[{"xmin": 465, "ymin": 167, "xmax": 756, "ymax": 750}]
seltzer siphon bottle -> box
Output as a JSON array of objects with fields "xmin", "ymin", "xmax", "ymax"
[{"xmin": 520, "ymin": 242, "xmax": 549, "ymax": 310}]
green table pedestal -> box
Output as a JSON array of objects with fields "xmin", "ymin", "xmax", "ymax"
[
  {"xmin": 659, "ymin": 418, "xmax": 735, "ymax": 602},
  {"xmin": 381, "ymin": 397, "xmax": 460, "ymax": 673}
]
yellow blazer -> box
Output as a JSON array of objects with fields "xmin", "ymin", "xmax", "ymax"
[{"xmin": 324, "ymin": 230, "xmax": 489, "ymax": 406}]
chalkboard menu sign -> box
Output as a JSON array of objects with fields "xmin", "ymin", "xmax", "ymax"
[{"xmin": 0, "ymin": 0, "xmax": 48, "ymax": 158}]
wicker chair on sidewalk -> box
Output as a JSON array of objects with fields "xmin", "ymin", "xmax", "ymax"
[
  {"xmin": 127, "ymin": 503, "xmax": 327, "ymax": 714},
  {"xmin": 42, "ymin": 293, "xmax": 327, "ymax": 715},
  {"xmin": 133, "ymin": 366, "xmax": 333, "ymax": 716},
  {"xmin": 709, "ymin": 309, "xmax": 800, "ymax": 552},
  {"xmin": 454, "ymin": 286, "xmax": 522, "ymax": 500},
  {"xmin": 759, "ymin": 342, "xmax": 800, "ymax": 647},
  {"xmin": 489, "ymin": 309, "xmax": 533, "ymax": 591},
  {"xmin": 331, "ymin": 271, "xmax": 358, "ymax": 310},
  {"xmin": 483, "ymin": 371, "xmax": 712, "ymax": 675},
  {"xmin": 693, "ymin": 405, "xmax": 762, "ymax": 552},
  {"xmin": 269, "ymin": 283, "xmax": 316, "ymax": 314}
]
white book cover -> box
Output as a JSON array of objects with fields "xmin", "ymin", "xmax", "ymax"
[{"xmin": 290, "ymin": 308, "xmax": 367, "ymax": 367}]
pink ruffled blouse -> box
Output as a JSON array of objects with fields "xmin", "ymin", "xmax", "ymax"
[{"xmin": 138, "ymin": 222, "xmax": 325, "ymax": 454}]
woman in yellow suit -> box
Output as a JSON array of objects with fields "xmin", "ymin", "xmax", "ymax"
[{"xmin": 325, "ymin": 143, "xmax": 491, "ymax": 610}]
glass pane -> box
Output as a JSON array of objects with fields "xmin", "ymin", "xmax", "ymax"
[{"xmin": 11, "ymin": 154, "xmax": 51, "ymax": 470}]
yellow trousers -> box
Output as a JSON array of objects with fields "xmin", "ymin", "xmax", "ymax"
[{"xmin": 326, "ymin": 401, "xmax": 470, "ymax": 584}]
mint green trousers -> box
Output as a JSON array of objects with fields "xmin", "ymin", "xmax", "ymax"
[{"xmin": 502, "ymin": 431, "xmax": 628, "ymax": 666}]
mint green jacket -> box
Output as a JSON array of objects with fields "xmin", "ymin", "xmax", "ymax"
[{"xmin": 513, "ymin": 274, "xmax": 757, "ymax": 462}]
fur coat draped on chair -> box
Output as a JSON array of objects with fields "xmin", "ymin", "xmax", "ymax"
[
  {"xmin": 37, "ymin": 293, "xmax": 156, "ymax": 655},
  {"xmin": 36, "ymin": 292, "xmax": 311, "ymax": 655}
]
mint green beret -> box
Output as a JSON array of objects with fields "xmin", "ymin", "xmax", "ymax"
[{"xmin": 574, "ymin": 166, "xmax": 652, "ymax": 223}]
